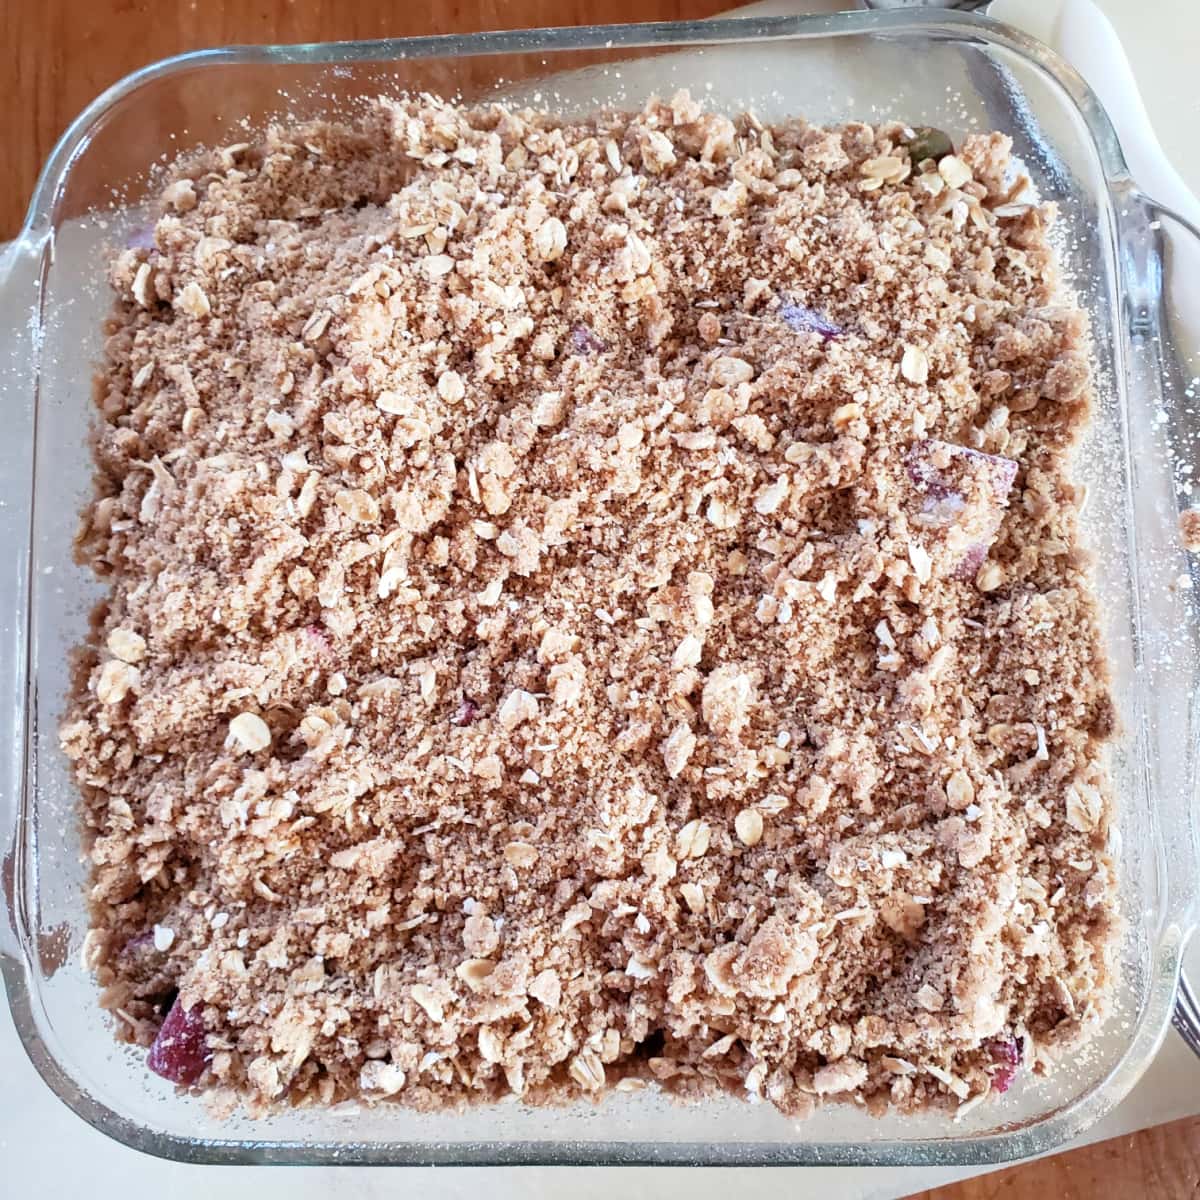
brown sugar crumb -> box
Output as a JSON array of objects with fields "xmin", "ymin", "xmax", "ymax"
[
  {"xmin": 64, "ymin": 93, "xmax": 1118, "ymax": 1119},
  {"xmin": 1181, "ymin": 507, "xmax": 1200, "ymax": 552}
]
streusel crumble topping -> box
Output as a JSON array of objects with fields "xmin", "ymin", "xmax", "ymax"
[{"xmin": 63, "ymin": 92, "xmax": 1116, "ymax": 1118}]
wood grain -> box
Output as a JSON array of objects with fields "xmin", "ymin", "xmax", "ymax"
[
  {"xmin": 907, "ymin": 1115, "xmax": 1200, "ymax": 1200},
  {"xmin": 1, "ymin": 0, "xmax": 734, "ymax": 238},
  {"xmin": 4, "ymin": 1, "xmax": 1198, "ymax": 1196}
]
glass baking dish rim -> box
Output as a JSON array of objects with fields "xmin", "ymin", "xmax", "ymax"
[
  {"xmin": 18, "ymin": 8, "xmax": 1142, "ymax": 240},
  {"xmin": 2, "ymin": 6, "xmax": 1196, "ymax": 1168}
]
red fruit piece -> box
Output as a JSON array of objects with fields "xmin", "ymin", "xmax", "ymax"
[
  {"xmin": 121, "ymin": 929, "xmax": 155, "ymax": 955},
  {"xmin": 991, "ymin": 1063, "xmax": 1018, "ymax": 1094},
  {"xmin": 125, "ymin": 225, "xmax": 156, "ymax": 251},
  {"xmin": 303, "ymin": 623, "xmax": 332, "ymax": 653},
  {"xmin": 569, "ymin": 324, "xmax": 606, "ymax": 356},
  {"xmin": 986, "ymin": 1036, "xmax": 1023, "ymax": 1066},
  {"xmin": 956, "ymin": 541, "xmax": 990, "ymax": 580},
  {"xmin": 778, "ymin": 301, "xmax": 843, "ymax": 341},
  {"xmin": 451, "ymin": 697, "xmax": 480, "ymax": 727},
  {"xmin": 904, "ymin": 440, "xmax": 1018, "ymax": 581},
  {"xmin": 147, "ymin": 1000, "xmax": 211, "ymax": 1085},
  {"xmin": 985, "ymin": 1036, "xmax": 1023, "ymax": 1094},
  {"xmin": 906, "ymin": 440, "xmax": 1017, "ymax": 506}
]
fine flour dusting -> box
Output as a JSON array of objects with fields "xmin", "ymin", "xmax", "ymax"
[{"xmin": 62, "ymin": 93, "xmax": 1117, "ymax": 1118}]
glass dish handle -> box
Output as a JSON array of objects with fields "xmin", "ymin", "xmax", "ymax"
[
  {"xmin": 0, "ymin": 234, "xmax": 41, "ymax": 965},
  {"xmin": 1130, "ymin": 193, "xmax": 1200, "ymax": 1058}
]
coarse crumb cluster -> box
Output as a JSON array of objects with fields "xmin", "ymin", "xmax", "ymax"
[{"xmin": 63, "ymin": 92, "xmax": 1117, "ymax": 1119}]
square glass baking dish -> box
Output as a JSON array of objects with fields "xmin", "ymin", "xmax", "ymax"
[{"xmin": 1, "ymin": 7, "xmax": 1199, "ymax": 1168}]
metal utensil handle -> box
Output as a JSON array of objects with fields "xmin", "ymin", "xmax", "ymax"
[{"xmin": 1175, "ymin": 972, "xmax": 1200, "ymax": 1057}]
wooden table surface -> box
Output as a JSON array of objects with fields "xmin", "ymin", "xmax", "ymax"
[{"xmin": 4, "ymin": 0, "xmax": 1198, "ymax": 1194}]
